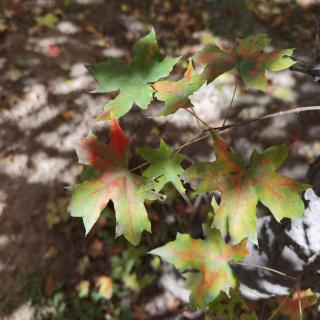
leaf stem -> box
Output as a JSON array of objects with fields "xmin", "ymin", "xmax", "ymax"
[
  {"xmin": 233, "ymin": 262, "xmax": 296, "ymax": 280},
  {"xmin": 175, "ymin": 133, "xmax": 211, "ymax": 153},
  {"xmin": 222, "ymin": 79, "xmax": 238, "ymax": 127},
  {"xmin": 189, "ymin": 106, "xmax": 201, "ymax": 130},
  {"xmin": 131, "ymin": 105, "xmax": 320, "ymax": 172},
  {"xmin": 297, "ymin": 282, "xmax": 303, "ymax": 320},
  {"xmin": 130, "ymin": 133, "xmax": 211, "ymax": 172},
  {"xmin": 130, "ymin": 161, "xmax": 149, "ymax": 172}
]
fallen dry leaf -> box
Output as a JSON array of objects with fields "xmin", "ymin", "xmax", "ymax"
[
  {"xmin": 44, "ymin": 275, "xmax": 56, "ymax": 296},
  {"xmin": 95, "ymin": 276, "xmax": 112, "ymax": 300},
  {"xmin": 75, "ymin": 280, "xmax": 90, "ymax": 298},
  {"xmin": 89, "ymin": 239, "xmax": 104, "ymax": 258},
  {"xmin": 43, "ymin": 246, "xmax": 58, "ymax": 259}
]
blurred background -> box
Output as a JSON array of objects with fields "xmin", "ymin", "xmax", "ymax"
[{"xmin": 1, "ymin": 0, "xmax": 320, "ymax": 319}]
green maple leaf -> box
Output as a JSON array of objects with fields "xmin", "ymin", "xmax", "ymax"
[
  {"xmin": 196, "ymin": 33, "xmax": 295, "ymax": 91},
  {"xmin": 185, "ymin": 134, "xmax": 308, "ymax": 244},
  {"xmin": 35, "ymin": 13, "xmax": 59, "ymax": 29},
  {"xmin": 138, "ymin": 139, "xmax": 185, "ymax": 193},
  {"xmin": 150, "ymin": 229, "xmax": 248, "ymax": 308},
  {"xmin": 69, "ymin": 119, "xmax": 152, "ymax": 245},
  {"xmin": 152, "ymin": 60, "xmax": 205, "ymax": 116},
  {"xmin": 86, "ymin": 29, "xmax": 180, "ymax": 119}
]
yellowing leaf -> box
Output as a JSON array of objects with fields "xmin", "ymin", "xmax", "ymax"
[
  {"xmin": 185, "ymin": 134, "xmax": 308, "ymax": 244},
  {"xmin": 46, "ymin": 197, "xmax": 69, "ymax": 228},
  {"xmin": 35, "ymin": 13, "xmax": 59, "ymax": 29},
  {"xmin": 95, "ymin": 276, "xmax": 113, "ymax": 300},
  {"xmin": 87, "ymin": 29, "xmax": 179, "ymax": 119},
  {"xmin": 123, "ymin": 273, "xmax": 140, "ymax": 293},
  {"xmin": 69, "ymin": 118, "xmax": 152, "ymax": 245},
  {"xmin": 152, "ymin": 60, "xmax": 205, "ymax": 115},
  {"xmin": 196, "ymin": 33, "xmax": 295, "ymax": 91},
  {"xmin": 150, "ymin": 229, "xmax": 248, "ymax": 308}
]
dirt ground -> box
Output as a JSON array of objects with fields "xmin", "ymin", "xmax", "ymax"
[{"xmin": 1, "ymin": 0, "xmax": 320, "ymax": 319}]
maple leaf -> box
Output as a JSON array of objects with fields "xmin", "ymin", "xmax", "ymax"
[
  {"xmin": 276, "ymin": 289, "xmax": 318, "ymax": 320},
  {"xmin": 138, "ymin": 139, "xmax": 185, "ymax": 192},
  {"xmin": 86, "ymin": 29, "xmax": 180, "ymax": 119},
  {"xmin": 69, "ymin": 118, "xmax": 152, "ymax": 245},
  {"xmin": 185, "ymin": 134, "xmax": 308, "ymax": 244},
  {"xmin": 196, "ymin": 33, "xmax": 295, "ymax": 91},
  {"xmin": 150, "ymin": 229, "xmax": 248, "ymax": 308},
  {"xmin": 152, "ymin": 60, "xmax": 205, "ymax": 116}
]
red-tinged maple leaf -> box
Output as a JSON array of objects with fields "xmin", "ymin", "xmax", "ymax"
[
  {"xmin": 195, "ymin": 33, "xmax": 295, "ymax": 91},
  {"xmin": 276, "ymin": 289, "xmax": 319, "ymax": 320},
  {"xmin": 185, "ymin": 134, "xmax": 308, "ymax": 244},
  {"xmin": 69, "ymin": 119, "xmax": 152, "ymax": 245},
  {"xmin": 150, "ymin": 229, "xmax": 248, "ymax": 308},
  {"xmin": 152, "ymin": 60, "xmax": 205, "ymax": 116}
]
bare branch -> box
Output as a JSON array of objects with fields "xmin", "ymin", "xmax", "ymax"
[{"xmin": 207, "ymin": 106, "xmax": 320, "ymax": 132}]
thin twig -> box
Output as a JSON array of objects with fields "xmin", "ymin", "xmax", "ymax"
[
  {"xmin": 234, "ymin": 262, "xmax": 296, "ymax": 280},
  {"xmin": 222, "ymin": 79, "xmax": 238, "ymax": 126},
  {"xmin": 268, "ymin": 273, "xmax": 303, "ymax": 320},
  {"xmin": 268, "ymin": 294, "xmax": 290, "ymax": 320},
  {"xmin": 131, "ymin": 133, "xmax": 211, "ymax": 172},
  {"xmin": 259, "ymin": 300, "xmax": 266, "ymax": 320},
  {"xmin": 190, "ymin": 106, "xmax": 201, "ymax": 130},
  {"xmin": 175, "ymin": 132, "xmax": 211, "ymax": 154},
  {"xmin": 130, "ymin": 161, "xmax": 150, "ymax": 172},
  {"xmin": 132, "ymin": 105, "xmax": 320, "ymax": 172},
  {"xmin": 297, "ymin": 283, "xmax": 303, "ymax": 320},
  {"xmin": 206, "ymin": 106, "xmax": 320, "ymax": 133},
  {"xmin": 185, "ymin": 108, "xmax": 214, "ymax": 129}
]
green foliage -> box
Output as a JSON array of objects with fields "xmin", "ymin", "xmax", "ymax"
[
  {"xmin": 153, "ymin": 60, "xmax": 204, "ymax": 115},
  {"xmin": 208, "ymin": 289, "xmax": 257, "ymax": 319},
  {"xmin": 87, "ymin": 29, "xmax": 179, "ymax": 119},
  {"xmin": 111, "ymin": 246, "xmax": 156, "ymax": 294},
  {"xmin": 150, "ymin": 228, "xmax": 248, "ymax": 308},
  {"xmin": 185, "ymin": 134, "xmax": 308, "ymax": 243},
  {"xmin": 138, "ymin": 139, "xmax": 185, "ymax": 192},
  {"xmin": 69, "ymin": 28, "xmax": 311, "ymax": 315},
  {"xmin": 196, "ymin": 33, "xmax": 295, "ymax": 90},
  {"xmin": 69, "ymin": 119, "xmax": 152, "ymax": 245}
]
